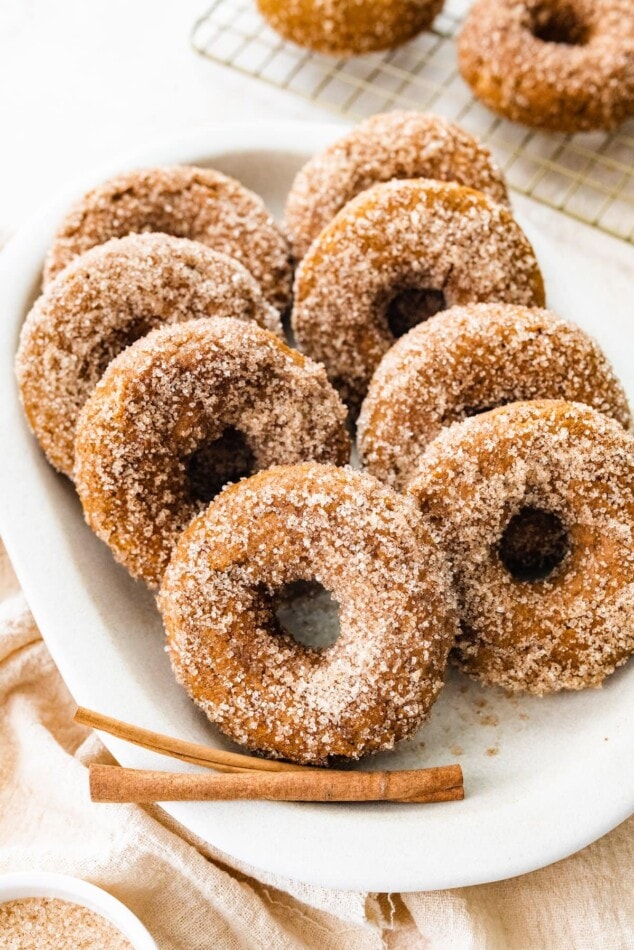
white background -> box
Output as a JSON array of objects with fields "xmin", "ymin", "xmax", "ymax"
[{"xmin": 0, "ymin": 0, "xmax": 341, "ymax": 236}]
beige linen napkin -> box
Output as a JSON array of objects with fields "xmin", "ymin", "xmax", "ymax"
[{"xmin": 0, "ymin": 539, "xmax": 632, "ymax": 950}]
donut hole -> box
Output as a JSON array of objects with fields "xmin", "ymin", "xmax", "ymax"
[
  {"xmin": 273, "ymin": 580, "xmax": 341, "ymax": 650},
  {"xmin": 498, "ymin": 507, "xmax": 569, "ymax": 582},
  {"xmin": 530, "ymin": 3, "xmax": 589, "ymax": 45},
  {"xmin": 440, "ymin": 402, "xmax": 502, "ymax": 428},
  {"xmin": 185, "ymin": 427, "xmax": 255, "ymax": 503},
  {"xmin": 462, "ymin": 403, "xmax": 501, "ymax": 419},
  {"xmin": 81, "ymin": 322, "xmax": 151, "ymax": 384},
  {"xmin": 386, "ymin": 287, "xmax": 447, "ymax": 338}
]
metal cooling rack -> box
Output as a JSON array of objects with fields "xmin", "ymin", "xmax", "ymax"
[{"xmin": 192, "ymin": 0, "xmax": 634, "ymax": 243}]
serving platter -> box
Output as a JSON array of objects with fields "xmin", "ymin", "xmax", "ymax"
[{"xmin": 0, "ymin": 123, "xmax": 632, "ymax": 892}]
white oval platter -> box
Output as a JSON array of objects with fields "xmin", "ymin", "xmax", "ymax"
[{"xmin": 0, "ymin": 123, "xmax": 632, "ymax": 892}]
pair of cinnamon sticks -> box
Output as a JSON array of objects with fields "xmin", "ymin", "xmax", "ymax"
[{"xmin": 76, "ymin": 707, "xmax": 464, "ymax": 805}]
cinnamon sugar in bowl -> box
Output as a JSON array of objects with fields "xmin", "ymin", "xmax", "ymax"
[{"xmin": 0, "ymin": 873, "xmax": 156, "ymax": 950}]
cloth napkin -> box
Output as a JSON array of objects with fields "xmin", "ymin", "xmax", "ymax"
[{"xmin": 0, "ymin": 539, "xmax": 632, "ymax": 949}]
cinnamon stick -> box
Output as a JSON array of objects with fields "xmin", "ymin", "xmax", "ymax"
[
  {"xmin": 90, "ymin": 763, "xmax": 464, "ymax": 804},
  {"xmin": 74, "ymin": 706, "xmax": 312, "ymax": 774}
]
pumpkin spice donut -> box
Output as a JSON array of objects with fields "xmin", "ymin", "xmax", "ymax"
[
  {"xmin": 292, "ymin": 178, "xmax": 545, "ymax": 411},
  {"xmin": 159, "ymin": 463, "xmax": 458, "ymax": 765},
  {"xmin": 74, "ymin": 319, "xmax": 350, "ymax": 588},
  {"xmin": 458, "ymin": 0, "xmax": 634, "ymax": 132},
  {"xmin": 44, "ymin": 165, "xmax": 293, "ymax": 312},
  {"xmin": 285, "ymin": 111, "xmax": 509, "ymax": 260},
  {"xmin": 407, "ymin": 400, "xmax": 634, "ymax": 694},
  {"xmin": 358, "ymin": 303, "xmax": 630, "ymax": 490},
  {"xmin": 257, "ymin": 0, "xmax": 445, "ymax": 57},
  {"xmin": 16, "ymin": 233, "xmax": 283, "ymax": 478}
]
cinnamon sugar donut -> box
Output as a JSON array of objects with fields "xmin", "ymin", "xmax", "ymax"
[
  {"xmin": 358, "ymin": 304, "xmax": 630, "ymax": 490},
  {"xmin": 44, "ymin": 165, "xmax": 293, "ymax": 311},
  {"xmin": 159, "ymin": 463, "xmax": 458, "ymax": 765},
  {"xmin": 407, "ymin": 400, "xmax": 634, "ymax": 694},
  {"xmin": 16, "ymin": 233, "xmax": 283, "ymax": 478},
  {"xmin": 458, "ymin": 0, "xmax": 634, "ymax": 132},
  {"xmin": 74, "ymin": 319, "xmax": 350, "ymax": 588},
  {"xmin": 257, "ymin": 0, "xmax": 444, "ymax": 57},
  {"xmin": 285, "ymin": 111, "xmax": 509, "ymax": 260},
  {"xmin": 292, "ymin": 178, "xmax": 545, "ymax": 410}
]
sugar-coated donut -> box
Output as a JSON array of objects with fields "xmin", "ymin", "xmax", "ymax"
[
  {"xmin": 159, "ymin": 463, "xmax": 458, "ymax": 765},
  {"xmin": 44, "ymin": 165, "xmax": 293, "ymax": 312},
  {"xmin": 257, "ymin": 0, "xmax": 444, "ymax": 57},
  {"xmin": 285, "ymin": 111, "xmax": 509, "ymax": 260},
  {"xmin": 407, "ymin": 400, "xmax": 634, "ymax": 694},
  {"xmin": 292, "ymin": 178, "xmax": 545, "ymax": 411},
  {"xmin": 358, "ymin": 304, "xmax": 630, "ymax": 490},
  {"xmin": 458, "ymin": 0, "xmax": 634, "ymax": 132},
  {"xmin": 16, "ymin": 233, "xmax": 283, "ymax": 478},
  {"xmin": 74, "ymin": 319, "xmax": 350, "ymax": 588}
]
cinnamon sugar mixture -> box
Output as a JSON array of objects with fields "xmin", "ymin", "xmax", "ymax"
[
  {"xmin": 16, "ymin": 232, "xmax": 282, "ymax": 477},
  {"xmin": 458, "ymin": 0, "xmax": 634, "ymax": 131},
  {"xmin": 43, "ymin": 165, "xmax": 293, "ymax": 312},
  {"xmin": 358, "ymin": 303, "xmax": 630, "ymax": 490},
  {"xmin": 408, "ymin": 400, "xmax": 634, "ymax": 694},
  {"xmin": 285, "ymin": 110, "xmax": 509, "ymax": 259},
  {"xmin": 160, "ymin": 464, "xmax": 458, "ymax": 764},
  {"xmin": 74, "ymin": 319, "xmax": 349, "ymax": 587},
  {"xmin": 0, "ymin": 898, "xmax": 132, "ymax": 949},
  {"xmin": 292, "ymin": 178, "xmax": 544, "ymax": 408},
  {"xmin": 257, "ymin": 0, "xmax": 443, "ymax": 58}
]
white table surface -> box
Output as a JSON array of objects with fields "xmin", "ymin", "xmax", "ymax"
[{"xmin": 0, "ymin": 0, "xmax": 348, "ymax": 237}]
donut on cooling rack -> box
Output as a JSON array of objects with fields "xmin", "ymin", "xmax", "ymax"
[
  {"xmin": 44, "ymin": 165, "xmax": 293, "ymax": 312},
  {"xmin": 291, "ymin": 178, "xmax": 545, "ymax": 411},
  {"xmin": 285, "ymin": 111, "xmax": 510, "ymax": 260},
  {"xmin": 74, "ymin": 319, "xmax": 350, "ymax": 588},
  {"xmin": 256, "ymin": 0, "xmax": 445, "ymax": 57},
  {"xmin": 458, "ymin": 0, "xmax": 634, "ymax": 132},
  {"xmin": 159, "ymin": 462, "xmax": 458, "ymax": 765},
  {"xmin": 358, "ymin": 303, "xmax": 630, "ymax": 490},
  {"xmin": 407, "ymin": 400, "xmax": 634, "ymax": 694},
  {"xmin": 16, "ymin": 234, "xmax": 283, "ymax": 479}
]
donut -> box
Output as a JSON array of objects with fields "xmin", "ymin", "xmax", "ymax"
[
  {"xmin": 358, "ymin": 304, "xmax": 631, "ymax": 490},
  {"xmin": 44, "ymin": 165, "xmax": 293, "ymax": 311},
  {"xmin": 407, "ymin": 400, "xmax": 634, "ymax": 694},
  {"xmin": 292, "ymin": 178, "xmax": 545, "ymax": 411},
  {"xmin": 256, "ymin": 0, "xmax": 444, "ymax": 57},
  {"xmin": 285, "ymin": 111, "xmax": 509, "ymax": 260},
  {"xmin": 159, "ymin": 462, "xmax": 458, "ymax": 764},
  {"xmin": 74, "ymin": 319, "xmax": 350, "ymax": 588},
  {"xmin": 16, "ymin": 233, "xmax": 284, "ymax": 479},
  {"xmin": 458, "ymin": 0, "xmax": 634, "ymax": 132}
]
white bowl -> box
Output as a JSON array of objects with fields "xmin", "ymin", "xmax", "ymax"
[
  {"xmin": 0, "ymin": 872, "xmax": 156, "ymax": 948},
  {"xmin": 0, "ymin": 122, "xmax": 632, "ymax": 892}
]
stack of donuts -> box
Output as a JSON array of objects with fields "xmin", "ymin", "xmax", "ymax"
[{"xmin": 16, "ymin": 111, "xmax": 634, "ymax": 767}]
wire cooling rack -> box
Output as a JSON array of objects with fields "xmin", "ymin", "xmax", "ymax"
[{"xmin": 192, "ymin": 0, "xmax": 634, "ymax": 243}]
